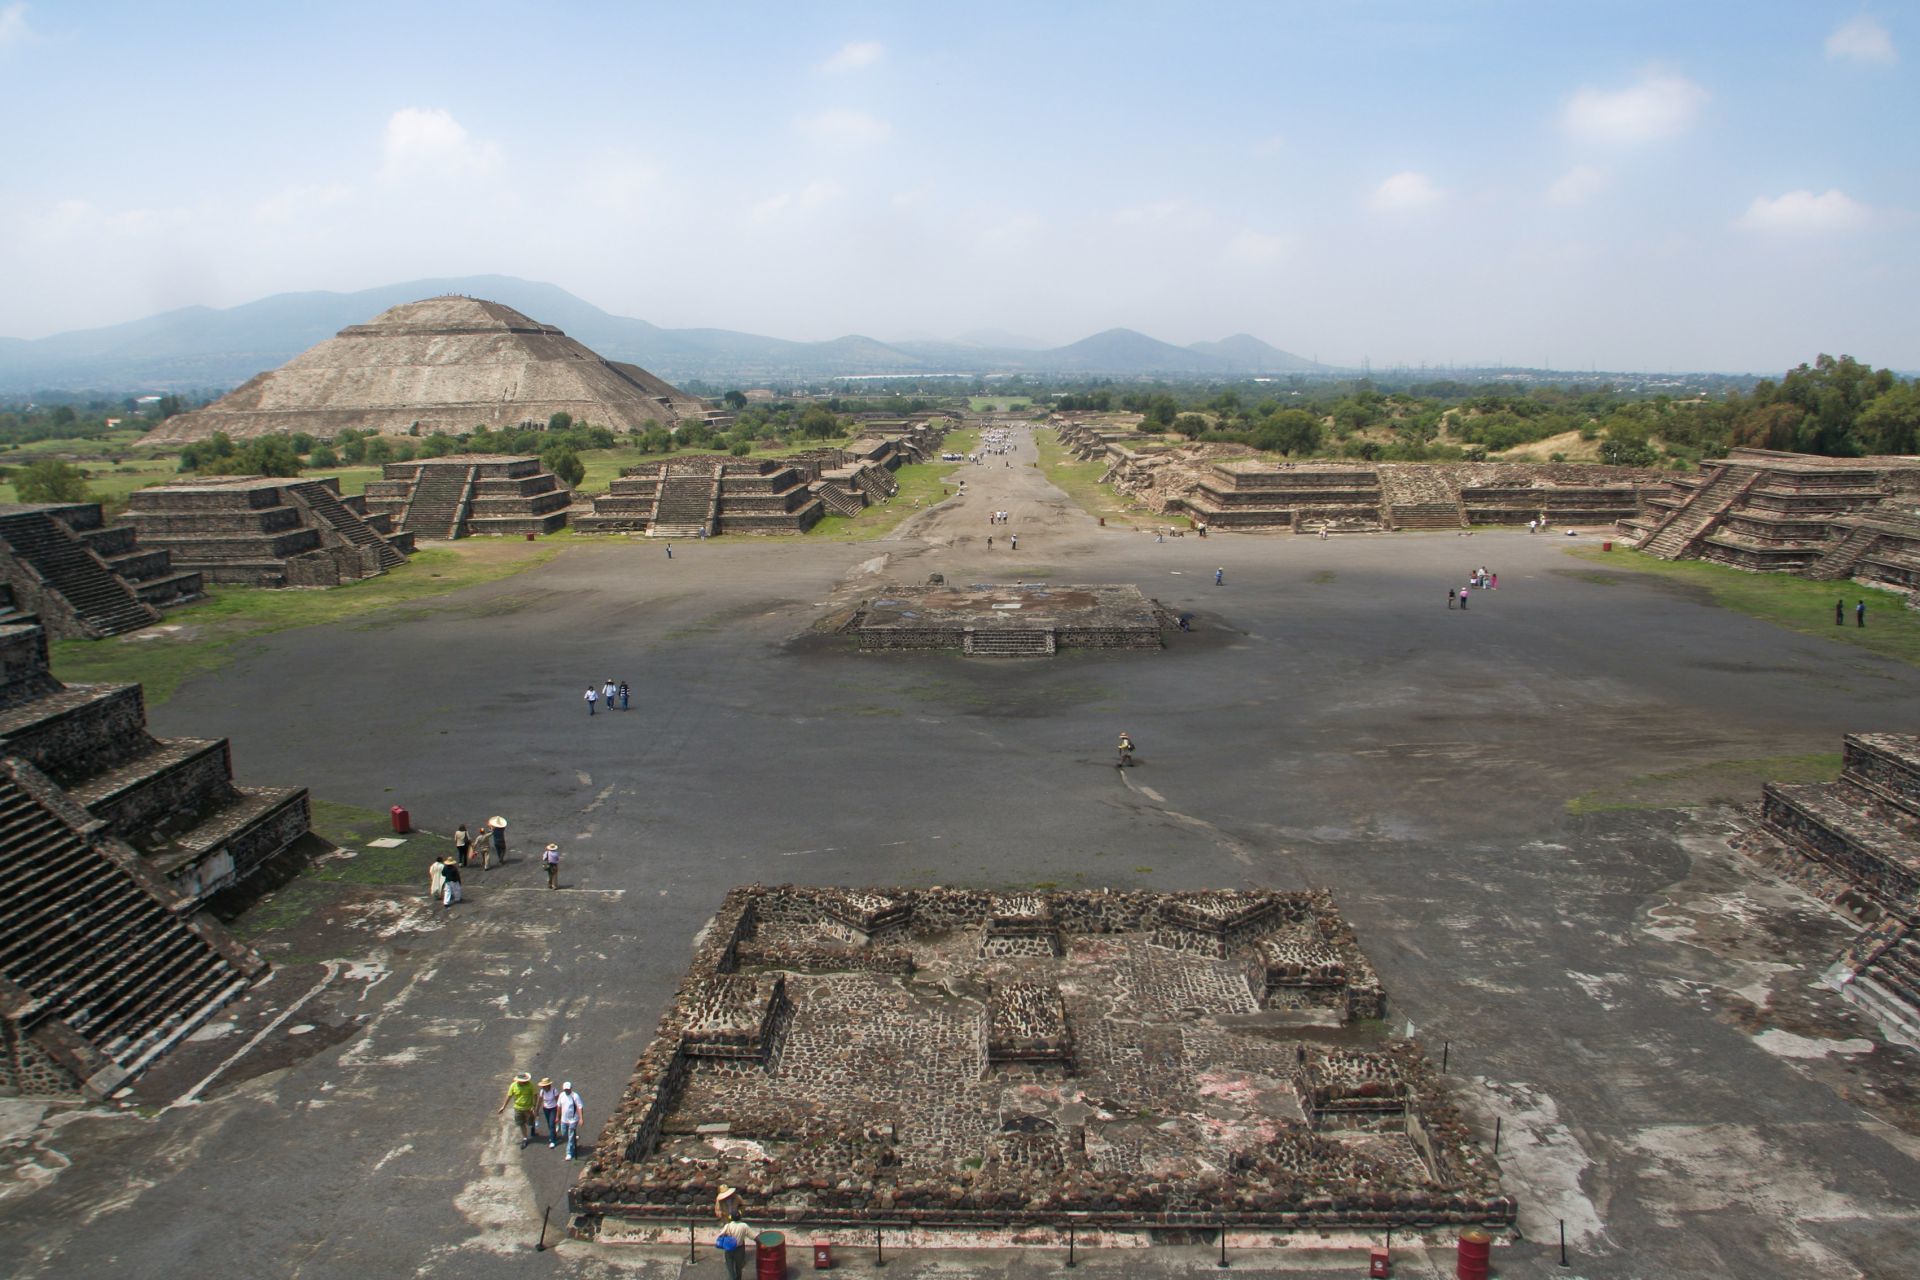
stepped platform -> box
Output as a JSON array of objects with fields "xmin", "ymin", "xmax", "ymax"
[
  {"xmin": 1760, "ymin": 734, "xmax": 1920, "ymax": 921},
  {"xmin": 0, "ymin": 503, "xmax": 201, "ymax": 639},
  {"xmin": 574, "ymin": 453, "xmax": 864, "ymax": 535},
  {"xmin": 362, "ymin": 455, "xmax": 571, "ymax": 539},
  {"xmin": 571, "ymin": 886, "xmax": 1509, "ymax": 1243},
  {"xmin": 0, "ymin": 623, "xmax": 313, "ymax": 906},
  {"xmin": 124, "ymin": 477, "xmax": 412, "ymax": 587},
  {"xmin": 834, "ymin": 583, "xmax": 1167, "ymax": 655}
]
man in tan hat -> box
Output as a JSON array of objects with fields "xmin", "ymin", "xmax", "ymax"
[
  {"xmin": 487, "ymin": 816, "xmax": 508, "ymax": 867},
  {"xmin": 543, "ymin": 843, "xmax": 561, "ymax": 890},
  {"xmin": 497, "ymin": 1071, "xmax": 539, "ymax": 1148}
]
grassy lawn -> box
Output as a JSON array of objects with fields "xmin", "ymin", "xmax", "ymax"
[
  {"xmin": 808, "ymin": 458, "xmax": 967, "ymax": 541},
  {"xmin": 1035, "ymin": 431, "xmax": 1186, "ymax": 529},
  {"xmin": 50, "ymin": 541, "xmax": 560, "ymax": 704},
  {"xmin": 1565, "ymin": 546, "xmax": 1920, "ymax": 667},
  {"xmin": 969, "ymin": 397, "xmax": 1032, "ymax": 413},
  {"xmin": 1567, "ymin": 752, "xmax": 1843, "ymax": 815}
]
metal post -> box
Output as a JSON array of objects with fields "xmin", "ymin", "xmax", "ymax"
[
  {"xmin": 1559, "ymin": 1219, "xmax": 1569, "ymax": 1268},
  {"xmin": 689, "ymin": 1221, "xmax": 697, "ymax": 1263},
  {"xmin": 1067, "ymin": 1224, "xmax": 1076, "ymax": 1268},
  {"xmin": 1494, "ymin": 1117, "xmax": 1502, "ymax": 1155},
  {"xmin": 535, "ymin": 1205, "xmax": 551, "ymax": 1252},
  {"xmin": 875, "ymin": 1228, "xmax": 885, "ymax": 1267},
  {"xmin": 1217, "ymin": 1219, "xmax": 1229, "ymax": 1268}
]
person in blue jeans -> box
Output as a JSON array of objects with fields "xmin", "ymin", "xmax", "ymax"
[{"xmin": 557, "ymin": 1083, "xmax": 585, "ymax": 1159}]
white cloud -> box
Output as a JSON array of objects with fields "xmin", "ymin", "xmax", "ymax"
[
  {"xmin": 1226, "ymin": 229, "xmax": 1288, "ymax": 267},
  {"xmin": 253, "ymin": 183, "xmax": 353, "ymax": 223},
  {"xmin": 794, "ymin": 109, "xmax": 891, "ymax": 147},
  {"xmin": 1562, "ymin": 70, "xmax": 1708, "ymax": 145},
  {"xmin": 380, "ymin": 107, "xmax": 501, "ymax": 180},
  {"xmin": 1736, "ymin": 189, "xmax": 1871, "ymax": 233},
  {"xmin": 1369, "ymin": 171, "xmax": 1442, "ymax": 212},
  {"xmin": 0, "ymin": 3, "xmax": 29, "ymax": 49},
  {"xmin": 745, "ymin": 180, "xmax": 843, "ymax": 226},
  {"xmin": 820, "ymin": 40, "xmax": 884, "ymax": 73},
  {"xmin": 1546, "ymin": 164, "xmax": 1609, "ymax": 206},
  {"xmin": 1113, "ymin": 199, "xmax": 1206, "ymax": 230},
  {"xmin": 1827, "ymin": 16, "xmax": 1897, "ymax": 65}
]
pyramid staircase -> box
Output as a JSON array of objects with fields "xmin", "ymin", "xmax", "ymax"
[
  {"xmin": 403, "ymin": 465, "xmax": 476, "ymax": 540},
  {"xmin": 0, "ymin": 760, "xmax": 261, "ymax": 1096},
  {"xmin": 1379, "ymin": 468, "xmax": 1466, "ymax": 530},
  {"xmin": 1637, "ymin": 464, "xmax": 1759, "ymax": 559},
  {"xmin": 0, "ymin": 511, "xmax": 158, "ymax": 638},
  {"xmin": 288, "ymin": 481, "xmax": 408, "ymax": 570},
  {"xmin": 648, "ymin": 464, "xmax": 719, "ymax": 537},
  {"xmin": 963, "ymin": 629, "xmax": 1057, "ymax": 657}
]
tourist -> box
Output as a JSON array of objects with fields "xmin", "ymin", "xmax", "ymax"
[
  {"xmin": 537, "ymin": 1077, "xmax": 560, "ymax": 1147},
  {"xmin": 666, "ymin": 542, "xmax": 673, "ymax": 559},
  {"xmin": 441, "ymin": 856, "xmax": 462, "ymax": 908},
  {"xmin": 543, "ymin": 843, "xmax": 562, "ymax": 890},
  {"xmin": 497, "ymin": 1071, "xmax": 539, "ymax": 1149},
  {"xmin": 717, "ymin": 1207, "xmax": 756, "ymax": 1280},
  {"xmin": 1448, "ymin": 588, "xmax": 1456, "ymax": 609},
  {"xmin": 1837, "ymin": 599, "xmax": 1845, "ymax": 626},
  {"xmin": 1490, "ymin": 572, "xmax": 1497, "ymax": 590},
  {"xmin": 557, "ymin": 1081, "xmax": 585, "ymax": 1159},
  {"xmin": 986, "ymin": 536, "xmax": 993, "ymax": 550},
  {"xmin": 603, "ymin": 678, "xmax": 616, "ymax": 706},
  {"xmin": 1459, "ymin": 583, "xmax": 1469, "ymax": 610},
  {"xmin": 715, "ymin": 1185, "xmax": 741, "ymax": 1220},
  {"xmin": 1214, "ymin": 567, "xmax": 1224, "ymax": 586},
  {"xmin": 1858, "ymin": 600, "xmax": 1866, "ymax": 628},
  {"xmin": 454, "ymin": 822, "xmax": 472, "ymax": 867},
  {"xmin": 618, "ymin": 681, "xmax": 631, "ymax": 710},
  {"xmin": 428, "ymin": 855, "xmax": 445, "ymax": 902},
  {"xmin": 488, "ymin": 816, "xmax": 508, "ymax": 865},
  {"xmin": 1009, "ymin": 534, "xmax": 1018, "ymax": 550},
  {"xmin": 585, "ymin": 686, "xmax": 598, "ymax": 715}
]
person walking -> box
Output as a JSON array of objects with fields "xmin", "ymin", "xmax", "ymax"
[
  {"xmin": 603, "ymin": 678, "xmax": 616, "ymax": 707},
  {"xmin": 1857, "ymin": 600, "xmax": 1866, "ymax": 628},
  {"xmin": 557, "ymin": 1082, "xmax": 585, "ymax": 1160},
  {"xmin": 454, "ymin": 822, "xmax": 473, "ymax": 867},
  {"xmin": 497, "ymin": 1071, "xmax": 539, "ymax": 1148},
  {"xmin": 666, "ymin": 542, "xmax": 673, "ymax": 559},
  {"xmin": 441, "ymin": 856, "xmax": 462, "ymax": 908},
  {"xmin": 1214, "ymin": 567, "xmax": 1224, "ymax": 586},
  {"xmin": 1490, "ymin": 572, "xmax": 1498, "ymax": 590},
  {"xmin": 428, "ymin": 855, "xmax": 445, "ymax": 903},
  {"xmin": 1448, "ymin": 588, "xmax": 1456, "ymax": 609},
  {"xmin": 585, "ymin": 686, "xmax": 598, "ymax": 715},
  {"xmin": 543, "ymin": 843, "xmax": 561, "ymax": 890},
  {"xmin": 618, "ymin": 681, "xmax": 630, "ymax": 711},
  {"xmin": 1459, "ymin": 584, "xmax": 1469, "ymax": 610},
  {"xmin": 537, "ymin": 1077, "xmax": 560, "ymax": 1148},
  {"xmin": 717, "ymin": 1208, "xmax": 756, "ymax": 1280},
  {"xmin": 488, "ymin": 816, "xmax": 508, "ymax": 866},
  {"xmin": 1009, "ymin": 533, "xmax": 1018, "ymax": 550},
  {"xmin": 1837, "ymin": 599, "xmax": 1846, "ymax": 626}
]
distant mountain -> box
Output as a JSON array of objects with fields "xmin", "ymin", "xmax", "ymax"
[
  {"xmin": 1187, "ymin": 333, "xmax": 1321, "ymax": 373},
  {"xmin": 0, "ymin": 276, "xmax": 1325, "ymax": 390}
]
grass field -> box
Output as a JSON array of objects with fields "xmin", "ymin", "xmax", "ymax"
[
  {"xmin": 808, "ymin": 458, "xmax": 967, "ymax": 541},
  {"xmin": 1566, "ymin": 545, "xmax": 1920, "ymax": 667},
  {"xmin": 50, "ymin": 541, "xmax": 560, "ymax": 704},
  {"xmin": 969, "ymin": 397, "xmax": 1032, "ymax": 413},
  {"xmin": 1035, "ymin": 431, "xmax": 1186, "ymax": 529}
]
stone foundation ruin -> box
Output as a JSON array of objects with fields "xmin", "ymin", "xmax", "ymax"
[
  {"xmin": 827, "ymin": 583, "xmax": 1169, "ymax": 657},
  {"xmin": 570, "ymin": 886, "xmax": 1513, "ymax": 1243},
  {"xmin": 124, "ymin": 476, "xmax": 413, "ymax": 587},
  {"xmin": 361, "ymin": 455, "xmax": 572, "ymax": 539}
]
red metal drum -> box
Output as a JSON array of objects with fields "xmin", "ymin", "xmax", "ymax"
[
  {"xmin": 756, "ymin": 1230, "xmax": 787, "ymax": 1279},
  {"xmin": 1456, "ymin": 1228, "xmax": 1491, "ymax": 1280}
]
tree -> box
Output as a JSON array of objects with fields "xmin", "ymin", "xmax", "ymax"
[
  {"xmin": 309, "ymin": 444, "xmax": 340, "ymax": 468},
  {"xmin": 1856, "ymin": 384, "xmax": 1920, "ymax": 456},
  {"xmin": 1172, "ymin": 413, "xmax": 1210, "ymax": 439},
  {"xmin": 15, "ymin": 458, "xmax": 91, "ymax": 504},
  {"xmin": 723, "ymin": 390, "xmax": 749, "ymax": 410},
  {"xmin": 548, "ymin": 411, "xmax": 574, "ymax": 432},
  {"xmin": 1257, "ymin": 408, "xmax": 1322, "ymax": 456},
  {"xmin": 542, "ymin": 444, "xmax": 585, "ymax": 487}
]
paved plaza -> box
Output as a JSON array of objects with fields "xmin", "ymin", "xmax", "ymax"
[{"xmin": 3, "ymin": 426, "xmax": 1919, "ymax": 1278}]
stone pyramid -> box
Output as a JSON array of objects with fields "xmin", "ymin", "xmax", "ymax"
[{"xmin": 142, "ymin": 296, "xmax": 708, "ymax": 444}]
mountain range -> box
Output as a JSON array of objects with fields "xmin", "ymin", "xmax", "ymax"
[{"xmin": 0, "ymin": 275, "xmax": 1323, "ymax": 393}]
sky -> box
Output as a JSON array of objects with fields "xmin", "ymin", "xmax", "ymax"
[{"xmin": 1, "ymin": 1, "xmax": 1915, "ymax": 372}]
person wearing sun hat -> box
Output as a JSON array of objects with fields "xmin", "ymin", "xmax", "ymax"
[
  {"xmin": 496, "ymin": 1071, "xmax": 539, "ymax": 1148},
  {"xmin": 537, "ymin": 1077, "xmax": 560, "ymax": 1147},
  {"xmin": 487, "ymin": 815, "xmax": 508, "ymax": 866}
]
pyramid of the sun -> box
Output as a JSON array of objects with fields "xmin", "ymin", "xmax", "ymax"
[{"xmin": 142, "ymin": 296, "xmax": 709, "ymax": 444}]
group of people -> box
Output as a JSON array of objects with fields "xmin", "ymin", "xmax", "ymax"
[
  {"xmin": 498, "ymin": 1071, "xmax": 586, "ymax": 1159},
  {"xmin": 585, "ymin": 677, "xmax": 631, "ymax": 715},
  {"xmin": 1448, "ymin": 566, "xmax": 1497, "ymax": 609},
  {"xmin": 987, "ymin": 510, "xmax": 1012, "ymax": 524},
  {"xmin": 430, "ymin": 816, "xmax": 510, "ymax": 908}
]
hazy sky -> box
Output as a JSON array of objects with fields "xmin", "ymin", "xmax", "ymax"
[{"xmin": 2, "ymin": 1, "xmax": 1915, "ymax": 371}]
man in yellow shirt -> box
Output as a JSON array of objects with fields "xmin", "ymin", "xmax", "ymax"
[{"xmin": 496, "ymin": 1071, "xmax": 539, "ymax": 1148}]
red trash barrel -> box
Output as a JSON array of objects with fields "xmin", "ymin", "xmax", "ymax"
[
  {"xmin": 812, "ymin": 1238, "xmax": 832, "ymax": 1269},
  {"xmin": 389, "ymin": 805, "xmax": 410, "ymax": 834},
  {"xmin": 1602, "ymin": 539, "xmax": 1613, "ymax": 552},
  {"xmin": 1456, "ymin": 1228, "xmax": 1491, "ymax": 1280},
  {"xmin": 756, "ymin": 1229, "xmax": 787, "ymax": 1279},
  {"xmin": 1370, "ymin": 1245, "xmax": 1391, "ymax": 1277}
]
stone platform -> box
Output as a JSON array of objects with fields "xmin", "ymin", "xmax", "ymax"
[
  {"xmin": 570, "ymin": 886, "xmax": 1512, "ymax": 1242},
  {"xmin": 838, "ymin": 583, "xmax": 1168, "ymax": 656}
]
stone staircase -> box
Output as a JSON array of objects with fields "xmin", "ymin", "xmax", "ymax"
[
  {"xmin": 0, "ymin": 765, "xmax": 250, "ymax": 1086},
  {"xmin": 402, "ymin": 466, "xmax": 475, "ymax": 540},
  {"xmin": 1379, "ymin": 467, "xmax": 1465, "ymax": 530},
  {"xmin": 648, "ymin": 465, "xmax": 718, "ymax": 537},
  {"xmin": 0, "ymin": 511, "xmax": 158, "ymax": 638},
  {"xmin": 963, "ymin": 629, "xmax": 1057, "ymax": 657},
  {"xmin": 288, "ymin": 481, "xmax": 407, "ymax": 569},
  {"xmin": 811, "ymin": 482, "xmax": 865, "ymax": 517},
  {"xmin": 1639, "ymin": 464, "xmax": 1758, "ymax": 559}
]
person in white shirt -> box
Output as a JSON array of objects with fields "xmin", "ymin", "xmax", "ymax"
[{"xmin": 557, "ymin": 1082, "xmax": 585, "ymax": 1159}]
